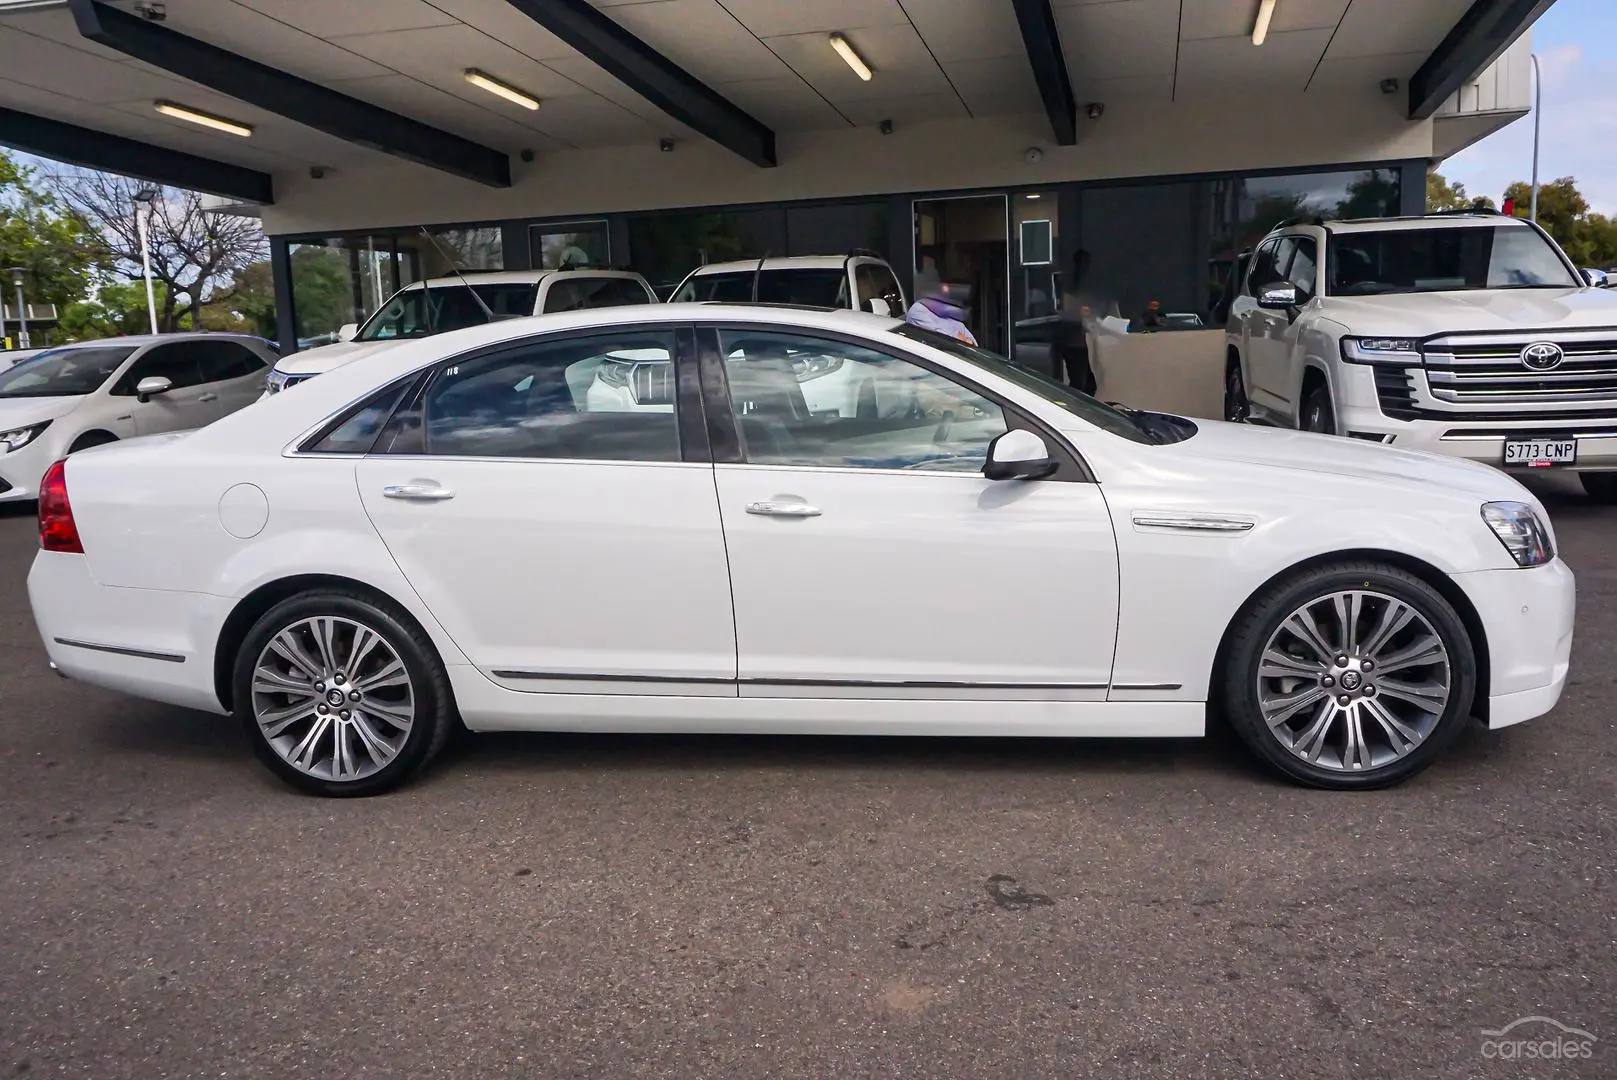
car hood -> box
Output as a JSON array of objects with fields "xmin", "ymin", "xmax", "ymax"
[
  {"xmin": 274, "ymin": 338, "xmax": 403, "ymax": 376},
  {"xmin": 0, "ymin": 395, "xmax": 84, "ymax": 429},
  {"xmin": 1321, "ymin": 287, "xmax": 1617, "ymax": 336},
  {"xmin": 1156, "ymin": 418, "xmax": 1525, "ymax": 500}
]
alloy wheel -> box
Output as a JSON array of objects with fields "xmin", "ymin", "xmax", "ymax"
[
  {"xmin": 251, "ymin": 616, "xmax": 416, "ymax": 782},
  {"xmin": 1256, "ymin": 589, "xmax": 1451, "ymax": 773}
]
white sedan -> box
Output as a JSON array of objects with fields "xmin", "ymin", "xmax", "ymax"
[{"xmin": 28, "ymin": 305, "xmax": 1574, "ymax": 796}]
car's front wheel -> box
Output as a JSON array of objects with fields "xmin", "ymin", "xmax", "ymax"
[
  {"xmin": 1579, "ymin": 471, "xmax": 1617, "ymax": 504},
  {"xmin": 1224, "ymin": 357, "xmax": 1249, "ymax": 423},
  {"xmin": 1220, "ymin": 562, "xmax": 1477, "ymax": 789},
  {"xmin": 1300, "ymin": 382, "xmax": 1336, "ymax": 435},
  {"xmin": 233, "ymin": 590, "xmax": 455, "ymax": 796}
]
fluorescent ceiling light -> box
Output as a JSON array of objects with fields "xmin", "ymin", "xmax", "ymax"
[
  {"xmin": 829, "ymin": 33, "xmax": 872, "ymax": 81},
  {"xmin": 1252, "ymin": 0, "xmax": 1277, "ymax": 45},
  {"xmin": 154, "ymin": 101, "xmax": 253, "ymax": 137},
  {"xmin": 464, "ymin": 69, "xmax": 540, "ymax": 110}
]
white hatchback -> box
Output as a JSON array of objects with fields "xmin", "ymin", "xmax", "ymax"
[
  {"xmin": 28, "ymin": 306, "xmax": 1573, "ymax": 796},
  {"xmin": 0, "ymin": 333, "xmax": 274, "ymax": 502}
]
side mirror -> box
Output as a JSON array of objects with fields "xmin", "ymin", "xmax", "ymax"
[
  {"xmin": 1256, "ymin": 283, "xmax": 1299, "ymax": 310},
  {"xmin": 984, "ymin": 428, "xmax": 1059, "ymax": 481},
  {"xmin": 866, "ymin": 297, "xmax": 892, "ymax": 317},
  {"xmin": 1582, "ymin": 268, "xmax": 1608, "ymax": 288},
  {"xmin": 134, "ymin": 375, "xmax": 172, "ymax": 403},
  {"xmin": 337, "ymin": 322, "xmax": 359, "ymax": 342}
]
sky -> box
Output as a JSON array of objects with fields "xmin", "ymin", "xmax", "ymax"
[{"xmin": 1444, "ymin": 0, "xmax": 1617, "ymax": 214}]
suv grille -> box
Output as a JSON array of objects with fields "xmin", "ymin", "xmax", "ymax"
[
  {"xmin": 631, "ymin": 363, "xmax": 673, "ymax": 406},
  {"xmin": 1373, "ymin": 367, "xmax": 1419, "ymax": 419},
  {"xmin": 1374, "ymin": 331, "xmax": 1617, "ymax": 421}
]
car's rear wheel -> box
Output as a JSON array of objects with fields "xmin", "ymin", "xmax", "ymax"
[
  {"xmin": 1220, "ymin": 562, "xmax": 1476, "ymax": 789},
  {"xmin": 1579, "ymin": 471, "xmax": 1617, "ymax": 504},
  {"xmin": 233, "ymin": 590, "xmax": 454, "ymax": 796},
  {"xmin": 1224, "ymin": 357, "xmax": 1249, "ymax": 422},
  {"xmin": 1300, "ymin": 382, "xmax": 1335, "ymax": 435}
]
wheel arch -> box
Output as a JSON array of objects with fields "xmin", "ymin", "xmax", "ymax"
[
  {"xmin": 67, "ymin": 429, "xmax": 119, "ymax": 452},
  {"xmin": 213, "ymin": 573, "xmax": 444, "ymax": 713},
  {"xmin": 1212, "ymin": 548, "xmax": 1491, "ymax": 720}
]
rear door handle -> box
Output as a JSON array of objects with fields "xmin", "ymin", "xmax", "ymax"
[
  {"xmin": 383, "ymin": 482, "xmax": 455, "ymax": 502},
  {"xmin": 746, "ymin": 500, "xmax": 821, "ymax": 517}
]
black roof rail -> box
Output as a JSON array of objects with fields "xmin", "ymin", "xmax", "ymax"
[
  {"xmin": 1427, "ymin": 206, "xmax": 1503, "ymax": 216},
  {"xmin": 1275, "ymin": 214, "xmax": 1328, "ymax": 229}
]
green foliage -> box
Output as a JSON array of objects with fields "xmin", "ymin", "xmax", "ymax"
[
  {"xmin": 58, "ymin": 280, "xmax": 164, "ymax": 340},
  {"xmin": 0, "ymin": 151, "xmax": 100, "ymax": 310},
  {"xmin": 1502, "ymin": 177, "xmax": 1617, "ymax": 268},
  {"xmin": 289, "ymin": 246, "xmax": 352, "ymax": 341},
  {"xmin": 1426, "ymin": 172, "xmax": 1496, "ymax": 213}
]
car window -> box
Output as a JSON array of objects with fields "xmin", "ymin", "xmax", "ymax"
[
  {"xmin": 1326, "ymin": 225, "xmax": 1580, "ymax": 295},
  {"xmin": 0, "ymin": 345, "xmax": 135, "ymax": 398},
  {"xmin": 542, "ymin": 276, "xmax": 655, "ymax": 313},
  {"xmin": 1285, "ymin": 238, "xmax": 1318, "ymax": 299},
  {"xmin": 717, "ymin": 330, "xmax": 1007, "ymax": 472},
  {"xmin": 305, "ymin": 378, "xmax": 415, "ymax": 454},
  {"xmin": 395, "ymin": 329, "xmax": 682, "ymax": 461},
  {"xmin": 1247, "ymin": 239, "xmax": 1281, "ymax": 293},
  {"xmin": 674, "ymin": 269, "xmax": 849, "ymax": 307},
  {"xmin": 111, "ymin": 343, "xmax": 206, "ymax": 395},
  {"xmin": 358, "ymin": 284, "xmax": 539, "ymax": 340},
  {"xmin": 195, "ymin": 341, "xmax": 268, "ymax": 383}
]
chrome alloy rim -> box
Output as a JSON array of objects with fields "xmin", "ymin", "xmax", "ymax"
[
  {"xmin": 1256, "ymin": 590, "xmax": 1451, "ymax": 772},
  {"xmin": 251, "ymin": 616, "xmax": 415, "ymax": 782}
]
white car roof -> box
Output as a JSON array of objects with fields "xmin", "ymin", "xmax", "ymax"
[
  {"xmin": 30, "ymin": 333, "xmax": 271, "ymax": 350},
  {"xmin": 401, "ymin": 269, "xmax": 646, "ymax": 289},
  {"xmin": 686, "ymin": 256, "xmax": 885, "ymax": 275},
  {"xmin": 1317, "ymin": 214, "xmax": 1534, "ymax": 235}
]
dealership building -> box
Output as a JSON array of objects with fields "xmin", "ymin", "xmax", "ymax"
[{"xmin": 0, "ymin": 0, "xmax": 1552, "ymax": 362}]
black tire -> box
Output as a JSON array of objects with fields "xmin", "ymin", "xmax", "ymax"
[
  {"xmin": 1219, "ymin": 561, "xmax": 1477, "ymax": 790},
  {"xmin": 1579, "ymin": 472, "xmax": 1617, "ymax": 504},
  {"xmin": 232, "ymin": 589, "xmax": 455, "ymax": 797},
  {"xmin": 68, "ymin": 431, "xmax": 117, "ymax": 454},
  {"xmin": 1300, "ymin": 381, "xmax": 1336, "ymax": 435},
  {"xmin": 1224, "ymin": 357, "xmax": 1249, "ymax": 422}
]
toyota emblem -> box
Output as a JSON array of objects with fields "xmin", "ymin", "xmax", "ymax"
[{"xmin": 1520, "ymin": 341, "xmax": 1565, "ymax": 370}]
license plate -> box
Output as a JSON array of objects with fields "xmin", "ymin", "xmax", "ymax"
[{"xmin": 1503, "ymin": 438, "xmax": 1577, "ymax": 467}]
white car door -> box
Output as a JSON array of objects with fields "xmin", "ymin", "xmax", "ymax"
[
  {"xmin": 108, "ymin": 342, "xmax": 219, "ymax": 435},
  {"xmin": 703, "ymin": 327, "xmax": 1119, "ymax": 697},
  {"xmin": 355, "ymin": 324, "xmax": 738, "ymax": 691},
  {"xmin": 193, "ymin": 339, "xmax": 272, "ymax": 417},
  {"xmin": 1240, "ymin": 237, "xmax": 1292, "ymax": 414}
]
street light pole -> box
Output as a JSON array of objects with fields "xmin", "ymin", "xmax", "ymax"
[
  {"xmin": 1530, "ymin": 52, "xmax": 1542, "ymax": 222},
  {"xmin": 8, "ymin": 268, "xmax": 30, "ymax": 350},
  {"xmin": 132, "ymin": 188, "xmax": 160, "ymax": 335}
]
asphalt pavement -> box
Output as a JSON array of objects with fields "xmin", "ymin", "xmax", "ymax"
[{"xmin": 0, "ymin": 476, "xmax": 1612, "ymax": 1079}]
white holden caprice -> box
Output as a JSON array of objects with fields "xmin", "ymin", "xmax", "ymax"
[{"xmin": 28, "ymin": 304, "xmax": 1574, "ymax": 796}]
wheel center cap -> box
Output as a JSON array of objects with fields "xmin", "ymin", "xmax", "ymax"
[
  {"xmin": 325, "ymin": 688, "xmax": 347, "ymax": 708},
  {"xmin": 1339, "ymin": 670, "xmax": 1363, "ymax": 692}
]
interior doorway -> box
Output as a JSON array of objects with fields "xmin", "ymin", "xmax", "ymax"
[{"xmin": 913, "ymin": 195, "xmax": 1009, "ymax": 354}]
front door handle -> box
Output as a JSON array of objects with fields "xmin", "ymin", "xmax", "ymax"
[
  {"xmin": 383, "ymin": 481, "xmax": 455, "ymax": 502},
  {"xmin": 746, "ymin": 500, "xmax": 821, "ymax": 517},
  {"xmin": 198, "ymin": 393, "xmax": 219, "ymax": 403}
]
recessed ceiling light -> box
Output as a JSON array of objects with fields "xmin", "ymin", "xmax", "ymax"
[
  {"xmin": 1252, "ymin": 0, "xmax": 1277, "ymax": 45},
  {"xmin": 829, "ymin": 33, "xmax": 872, "ymax": 81},
  {"xmin": 464, "ymin": 68, "xmax": 540, "ymax": 111},
  {"xmin": 153, "ymin": 100, "xmax": 253, "ymax": 137}
]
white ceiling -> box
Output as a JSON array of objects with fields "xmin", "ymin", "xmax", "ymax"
[{"xmin": 0, "ymin": 0, "xmax": 1496, "ymax": 179}]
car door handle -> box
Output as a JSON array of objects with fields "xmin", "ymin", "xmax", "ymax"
[
  {"xmin": 383, "ymin": 482, "xmax": 455, "ymax": 502},
  {"xmin": 746, "ymin": 500, "xmax": 821, "ymax": 517},
  {"xmin": 198, "ymin": 393, "xmax": 219, "ymax": 403}
]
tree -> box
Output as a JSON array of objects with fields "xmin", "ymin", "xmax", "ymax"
[
  {"xmin": 1501, "ymin": 177, "xmax": 1617, "ymax": 267},
  {"xmin": 57, "ymin": 279, "xmax": 166, "ymax": 340},
  {"xmin": 1426, "ymin": 171, "xmax": 1495, "ymax": 213},
  {"xmin": 0, "ymin": 151, "xmax": 100, "ymax": 310},
  {"xmin": 50, "ymin": 169, "xmax": 267, "ymax": 332}
]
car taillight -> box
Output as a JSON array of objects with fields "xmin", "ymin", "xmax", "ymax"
[{"xmin": 38, "ymin": 459, "xmax": 83, "ymax": 553}]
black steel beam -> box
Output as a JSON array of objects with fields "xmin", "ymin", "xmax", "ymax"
[
  {"xmin": 1409, "ymin": 0, "xmax": 1555, "ymax": 120},
  {"xmin": 1010, "ymin": 0, "xmax": 1077, "ymax": 146},
  {"xmin": 0, "ymin": 107, "xmax": 273, "ymax": 203},
  {"xmin": 502, "ymin": 0, "xmax": 775, "ymax": 167},
  {"xmin": 68, "ymin": 0, "xmax": 511, "ymax": 187}
]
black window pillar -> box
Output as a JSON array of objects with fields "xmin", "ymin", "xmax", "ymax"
[{"xmin": 270, "ymin": 238, "xmax": 296, "ymax": 356}]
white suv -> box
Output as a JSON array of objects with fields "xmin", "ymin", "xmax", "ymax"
[
  {"xmin": 672, "ymin": 254, "xmax": 906, "ymax": 315},
  {"xmin": 1226, "ymin": 211, "xmax": 1617, "ymax": 502},
  {"xmin": 264, "ymin": 269, "xmax": 657, "ymax": 394}
]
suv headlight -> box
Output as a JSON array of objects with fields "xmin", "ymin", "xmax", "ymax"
[
  {"xmin": 0, "ymin": 420, "xmax": 50, "ymax": 454},
  {"xmin": 1341, "ymin": 337, "xmax": 1422, "ymax": 364},
  {"xmin": 1481, "ymin": 501, "xmax": 1555, "ymax": 566}
]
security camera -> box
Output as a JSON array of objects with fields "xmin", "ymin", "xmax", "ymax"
[
  {"xmin": 134, "ymin": 1, "xmax": 166, "ymax": 21},
  {"xmin": 879, "ymin": 118, "xmax": 893, "ymax": 135},
  {"xmin": 1380, "ymin": 78, "xmax": 1400, "ymax": 95},
  {"xmin": 309, "ymin": 166, "xmax": 327, "ymax": 180},
  {"xmin": 1085, "ymin": 102, "xmax": 1105, "ymax": 121},
  {"xmin": 659, "ymin": 138, "xmax": 675, "ymax": 152},
  {"xmin": 519, "ymin": 148, "xmax": 536, "ymax": 163},
  {"xmin": 1024, "ymin": 146, "xmax": 1044, "ymax": 165}
]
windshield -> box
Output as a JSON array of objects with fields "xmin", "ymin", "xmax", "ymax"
[
  {"xmin": 1327, "ymin": 225, "xmax": 1579, "ymax": 295},
  {"xmin": 892, "ymin": 325, "xmax": 1165, "ymax": 444},
  {"xmin": 674, "ymin": 269, "xmax": 849, "ymax": 307},
  {"xmin": 358, "ymin": 283, "xmax": 539, "ymax": 341},
  {"xmin": 0, "ymin": 345, "xmax": 135, "ymax": 398}
]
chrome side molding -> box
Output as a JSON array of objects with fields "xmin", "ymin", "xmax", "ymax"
[{"xmin": 1132, "ymin": 512, "xmax": 1255, "ymax": 533}]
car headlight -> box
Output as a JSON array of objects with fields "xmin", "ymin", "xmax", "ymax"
[
  {"xmin": 1481, "ymin": 501, "xmax": 1555, "ymax": 567},
  {"xmin": 597, "ymin": 359, "xmax": 632, "ymax": 388},
  {"xmin": 1341, "ymin": 337, "xmax": 1422, "ymax": 364},
  {"xmin": 792, "ymin": 356, "xmax": 844, "ymax": 381},
  {"xmin": 0, "ymin": 421, "xmax": 50, "ymax": 454}
]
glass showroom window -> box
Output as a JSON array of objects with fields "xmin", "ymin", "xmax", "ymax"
[{"xmin": 289, "ymin": 236, "xmax": 395, "ymax": 350}]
